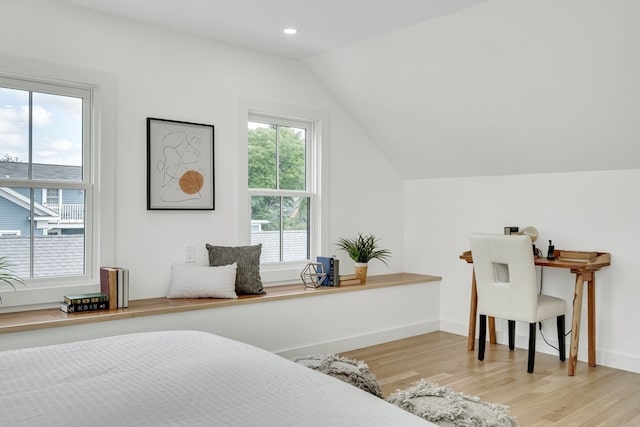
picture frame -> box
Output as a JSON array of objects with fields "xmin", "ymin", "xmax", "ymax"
[{"xmin": 147, "ymin": 117, "xmax": 215, "ymax": 210}]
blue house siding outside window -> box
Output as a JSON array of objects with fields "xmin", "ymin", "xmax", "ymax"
[
  {"xmin": 0, "ymin": 192, "xmax": 31, "ymax": 236},
  {"xmin": 0, "ymin": 165, "xmax": 84, "ymax": 237}
]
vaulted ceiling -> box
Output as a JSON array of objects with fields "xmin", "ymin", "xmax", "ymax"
[
  {"xmin": 57, "ymin": 0, "xmax": 488, "ymax": 59},
  {"xmin": 56, "ymin": 0, "xmax": 640, "ymax": 179}
]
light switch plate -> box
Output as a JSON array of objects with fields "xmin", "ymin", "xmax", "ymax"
[{"xmin": 185, "ymin": 245, "xmax": 196, "ymax": 263}]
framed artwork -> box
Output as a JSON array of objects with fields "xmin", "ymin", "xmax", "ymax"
[{"xmin": 147, "ymin": 117, "xmax": 215, "ymax": 210}]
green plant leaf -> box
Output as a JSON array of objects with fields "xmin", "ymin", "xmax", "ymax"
[
  {"xmin": 335, "ymin": 233, "xmax": 391, "ymax": 265},
  {"xmin": 0, "ymin": 256, "xmax": 25, "ymax": 303}
]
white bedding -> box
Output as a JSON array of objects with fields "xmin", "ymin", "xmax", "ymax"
[{"xmin": 0, "ymin": 330, "xmax": 434, "ymax": 426}]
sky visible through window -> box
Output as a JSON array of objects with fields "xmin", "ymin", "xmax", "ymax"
[{"xmin": 0, "ymin": 87, "xmax": 82, "ymax": 167}]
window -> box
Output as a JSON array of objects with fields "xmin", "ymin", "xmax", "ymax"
[
  {"xmin": 239, "ymin": 99, "xmax": 328, "ymax": 284},
  {"xmin": 0, "ymin": 76, "xmax": 92, "ymax": 286},
  {"xmin": 248, "ymin": 114, "xmax": 313, "ymax": 264},
  {"xmin": 43, "ymin": 188, "xmax": 61, "ymax": 208}
]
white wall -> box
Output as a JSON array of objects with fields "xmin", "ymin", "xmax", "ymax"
[
  {"xmin": 0, "ymin": 0, "xmax": 405, "ymax": 298},
  {"xmin": 0, "ymin": 1, "xmax": 412, "ymax": 349},
  {"xmin": 404, "ymin": 169, "xmax": 640, "ymax": 373},
  {"xmin": 2, "ymin": 282, "xmax": 440, "ymax": 355}
]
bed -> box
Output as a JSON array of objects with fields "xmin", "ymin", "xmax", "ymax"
[{"xmin": 0, "ymin": 330, "xmax": 435, "ymax": 426}]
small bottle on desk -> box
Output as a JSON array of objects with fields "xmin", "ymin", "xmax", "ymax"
[{"xmin": 547, "ymin": 240, "xmax": 556, "ymax": 260}]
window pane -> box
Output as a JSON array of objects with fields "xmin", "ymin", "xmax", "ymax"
[
  {"xmin": 0, "ymin": 187, "xmax": 31, "ymax": 279},
  {"xmin": 282, "ymin": 196, "xmax": 309, "ymax": 262},
  {"xmin": 0, "ymin": 186, "xmax": 85, "ymax": 278},
  {"xmin": 251, "ymin": 195, "xmax": 280, "ymax": 263},
  {"xmin": 32, "ymin": 92, "xmax": 83, "ymax": 181},
  {"xmin": 0, "ymin": 87, "xmax": 29, "ymax": 179},
  {"xmin": 35, "ymin": 185, "xmax": 85, "ymax": 277},
  {"xmin": 248, "ymin": 122, "xmax": 276, "ymax": 189},
  {"xmin": 278, "ymin": 126, "xmax": 306, "ymax": 191},
  {"xmin": 34, "ymin": 232, "xmax": 85, "ymax": 277}
]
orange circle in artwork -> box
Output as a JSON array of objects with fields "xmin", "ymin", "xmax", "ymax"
[{"xmin": 179, "ymin": 170, "xmax": 204, "ymax": 195}]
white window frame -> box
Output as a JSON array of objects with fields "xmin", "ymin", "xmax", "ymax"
[
  {"xmin": 0, "ymin": 55, "xmax": 115, "ymax": 310},
  {"xmin": 248, "ymin": 113, "xmax": 314, "ymax": 264},
  {"xmin": 238, "ymin": 98, "xmax": 329, "ymax": 285}
]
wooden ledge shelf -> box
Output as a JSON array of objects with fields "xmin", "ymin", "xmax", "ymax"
[{"xmin": 0, "ymin": 272, "xmax": 440, "ymax": 334}]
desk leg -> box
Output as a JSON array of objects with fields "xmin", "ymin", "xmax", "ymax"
[
  {"xmin": 489, "ymin": 317, "xmax": 496, "ymax": 344},
  {"xmin": 587, "ymin": 273, "xmax": 596, "ymax": 368},
  {"xmin": 568, "ymin": 273, "xmax": 585, "ymax": 376},
  {"xmin": 467, "ymin": 269, "xmax": 496, "ymax": 352},
  {"xmin": 467, "ymin": 270, "xmax": 477, "ymax": 351}
]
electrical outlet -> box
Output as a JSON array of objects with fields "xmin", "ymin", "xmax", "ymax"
[{"xmin": 185, "ymin": 245, "xmax": 196, "ymax": 263}]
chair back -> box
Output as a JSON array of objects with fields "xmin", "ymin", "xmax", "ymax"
[{"xmin": 469, "ymin": 233, "xmax": 539, "ymax": 323}]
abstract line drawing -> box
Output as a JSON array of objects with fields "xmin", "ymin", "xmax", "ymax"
[
  {"xmin": 147, "ymin": 118, "xmax": 214, "ymax": 210},
  {"xmin": 157, "ymin": 130, "xmax": 204, "ymax": 202}
]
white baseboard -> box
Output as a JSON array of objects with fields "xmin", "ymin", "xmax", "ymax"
[
  {"xmin": 276, "ymin": 321, "xmax": 440, "ymax": 359},
  {"xmin": 439, "ymin": 319, "xmax": 468, "ymax": 337},
  {"xmin": 440, "ymin": 319, "xmax": 640, "ymax": 374}
]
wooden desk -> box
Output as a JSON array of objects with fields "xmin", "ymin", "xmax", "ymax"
[{"xmin": 460, "ymin": 250, "xmax": 610, "ymax": 376}]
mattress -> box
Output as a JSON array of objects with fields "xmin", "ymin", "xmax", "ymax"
[{"xmin": 0, "ymin": 330, "xmax": 434, "ymax": 426}]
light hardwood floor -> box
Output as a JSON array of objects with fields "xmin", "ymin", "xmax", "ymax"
[{"xmin": 342, "ymin": 332, "xmax": 640, "ymax": 426}]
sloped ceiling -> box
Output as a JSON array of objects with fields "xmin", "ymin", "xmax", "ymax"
[
  {"xmin": 305, "ymin": 0, "xmax": 640, "ymax": 179},
  {"xmin": 55, "ymin": 0, "xmax": 640, "ymax": 179},
  {"xmin": 56, "ymin": 0, "xmax": 488, "ymax": 59}
]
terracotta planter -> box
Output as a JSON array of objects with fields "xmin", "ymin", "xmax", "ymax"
[{"xmin": 354, "ymin": 262, "xmax": 368, "ymax": 284}]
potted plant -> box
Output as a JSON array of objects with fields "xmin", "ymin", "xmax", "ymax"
[
  {"xmin": 336, "ymin": 233, "xmax": 391, "ymax": 283},
  {"xmin": 0, "ymin": 256, "xmax": 24, "ymax": 303}
]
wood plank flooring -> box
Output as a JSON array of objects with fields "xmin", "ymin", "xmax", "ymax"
[{"xmin": 341, "ymin": 332, "xmax": 640, "ymax": 426}]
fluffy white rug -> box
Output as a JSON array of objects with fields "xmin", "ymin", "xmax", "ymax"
[
  {"xmin": 386, "ymin": 380, "xmax": 519, "ymax": 427},
  {"xmin": 292, "ymin": 354, "xmax": 383, "ymax": 398}
]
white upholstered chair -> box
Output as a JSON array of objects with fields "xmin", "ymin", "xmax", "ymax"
[{"xmin": 469, "ymin": 233, "xmax": 566, "ymax": 373}]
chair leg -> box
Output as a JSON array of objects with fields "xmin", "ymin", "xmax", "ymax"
[
  {"xmin": 528, "ymin": 323, "xmax": 536, "ymax": 373},
  {"xmin": 478, "ymin": 315, "xmax": 487, "ymax": 361},
  {"xmin": 557, "ymin": 315, "xmax": 566, "ymax": 361},
  {"xmin": 508, "ymin": 320, "xmax": 515, "ymax": 350}
]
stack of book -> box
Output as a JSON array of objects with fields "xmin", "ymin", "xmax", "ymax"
[
  {"xmin": 100, "ymin": 267, "xmax": 130, "ymax": 309},
  {"xmin": 60, "ymin": 292, "xmax": 109, "ymax": 313},
  {"xmin": 317, "ymin": 256, "xmax": 339, "ymax": 286}
]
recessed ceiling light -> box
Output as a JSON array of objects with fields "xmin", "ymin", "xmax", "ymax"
[{"xmin": 283, "ymin": 28, "xmax": 297, "ymax": 35}]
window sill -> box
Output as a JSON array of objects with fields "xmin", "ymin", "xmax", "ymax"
[{"xmin": 0, "ymin": 273, "xmax": 440, "ymax": 334}]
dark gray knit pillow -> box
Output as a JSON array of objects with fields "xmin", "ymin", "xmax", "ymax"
[{"xmin": 205, "ymin": 244, "xmax": 265, "ymax": 295}]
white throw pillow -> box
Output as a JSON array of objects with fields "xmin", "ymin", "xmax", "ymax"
[{"xmin": 167, "ymin": 263, "xmax": 238, "ymax": 299}]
